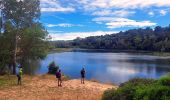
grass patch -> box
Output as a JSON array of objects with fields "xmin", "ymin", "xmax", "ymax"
[
  {"xmin": 0, "ymin": 75, "xmax": 33, "ymax": 89},
  {"xmin": 0, "ymin": 75, "xmax": 17, "ymax": 89}
]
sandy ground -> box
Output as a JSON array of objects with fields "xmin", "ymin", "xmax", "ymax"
[{"xmin": 0, "ymin": 75, "xmax": 117, "ymax": 100}]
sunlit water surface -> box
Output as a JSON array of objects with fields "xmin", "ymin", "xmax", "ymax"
[{"xmin": 23, "ymin": 52, "xmax": 170, "ymax": 84}]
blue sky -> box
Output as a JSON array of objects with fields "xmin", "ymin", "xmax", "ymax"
[{"xmin": 40, "ymin": 0, "xmax": 170, "ymax": 40}]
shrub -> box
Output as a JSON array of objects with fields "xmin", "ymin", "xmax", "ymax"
[
  {"xmin": 135, "ymin": 85, "xmax": 170, "ymax": 100},
  {"xmin": 102, "ymin": 89, "xmax": 117, "ymax": 100},
  {"xmin": 102, "ymin": 78, "xmax": 155, "ymax": 100},
  {"xmin": 119, "ymin": 78, "xmax": 156, "ymax": 87},
  {"xmin": 102, "ymin": 75, "xmax": 170, "ymax": 100},
  {"xmin": 48, "ymin": 61, "xmax": 59, "ymax": 74},
  {"xmin": 158, "ymin": 74, "xmax": 170, "ymax": 86}
]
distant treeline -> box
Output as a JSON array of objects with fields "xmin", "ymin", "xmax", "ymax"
[{"xmin": 52, "ymin": 25, "xmax": 170, "ymax": 52}]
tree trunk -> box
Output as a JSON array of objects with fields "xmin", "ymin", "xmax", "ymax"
[
  {"xmin": 0, "ymin": 8, "xmax": 2, "ymax": 34},
  {"xmin": 12, "ymin": 32, "xmax": 18, "ymax": 74}
]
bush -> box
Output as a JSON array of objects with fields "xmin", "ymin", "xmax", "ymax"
[
  {"xmin": 48, "ymin": 61, "xmax": 59, "ymax": 74},
  {"xmin": 119, "ymin": 78, "xmax": 156, "ymax": 87},
  {"xmin": 102, "ymin": 78, "xmax": 155, "ymax": 100},
  {"xmin": 135, "ymin": 85, "xmax": 170, "ymax": 100},
  {"xmin": 102, "ymin": 76, "xmax": 170, "ymax": 100},
  {"xmin": 158, "ymin": 74, "xmax": 170, "ymax": 86},
  {"xmin": 102, "ymin": 89, "xmax": 117, "ymax": 100}
]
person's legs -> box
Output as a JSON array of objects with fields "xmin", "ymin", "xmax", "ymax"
[
  {"xmin": 17, "ymin": 77, "xmax": 19, "ymax": 85},
  {"xmin": 81, "ymin": 77, "xmax": 82, "ymax": 84},
  {"xmin": 58, "ymin": 78, "xmax": 60, "ymax": 86},
  {"xmin": 18, "ymin": 76, "xmax": 21, "ymax": 85},
  {"xmin": 19, "ymin": 80, "xmax": 21, "ymax": 85},
  {"xmin": 83, "ymin": 78, "xmax": 85, "ymax": 84},
  {"xmin": 20, "ymin": 78, "xmax": 22, "ymax": 85},
  {"xmin": 59, "ymin": 78, "xmax": 62, "ymax": 87}
]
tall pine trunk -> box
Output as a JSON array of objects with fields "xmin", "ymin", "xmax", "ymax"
[
  {"xmin": 0, "ymin": 9, "xmax": 2, "ymax": 34},
  {"xmin": 12, "ymin": 30, "xmax": 18, "ymax": 74}
]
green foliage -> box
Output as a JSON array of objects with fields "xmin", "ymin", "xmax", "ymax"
[
  {"xmin": 19, "ymin": 23, "xmax": 48, "ymax": 61},
  {"xmin": 158, "ymin": 74, "xmax": 170, "ymax": 86},
  {"xmin": 135, "ymin": 85, "xmax": 170, "ymax": 100},
  {"xmin": 0, "ymin": 22, "xmax": 14, "ymax": 74},
  {"xmin": 119, "ymin": 78, "xmax": 156, "ymax": 87},
  {"xmin": 102, "ymin": 75, "xmax": 170, "ymax": 100},
  {"xmin": 0, "ymin": 0, "xmax": 48, "ymax": 74},
  {"xmin": 48, "ymin": 61, "xmax": 59, "ymax": 74},
  {"xmin": 2, "ymin": 0, "xmax": 40, "ymax": 27},
  {"xmin": 102, "ymin": 89, "xmax": 117, "ymax": 100}
]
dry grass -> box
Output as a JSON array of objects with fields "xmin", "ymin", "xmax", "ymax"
[{"xmin": 0, "ymin": 75, "xmax": 117, "ymax": 100}]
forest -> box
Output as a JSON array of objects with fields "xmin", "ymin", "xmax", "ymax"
[
  {"xmin": 0, "ymin": 0, "xmax": 48, "ymax": 75},
  {"xmin": 53, "ymin": 25, "xmax": 170, "ymax": 52}
]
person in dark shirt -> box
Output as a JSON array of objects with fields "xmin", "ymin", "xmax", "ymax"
[{"xmin": 80, "ymin": 68, "xmax": 85, "ymax": 84}]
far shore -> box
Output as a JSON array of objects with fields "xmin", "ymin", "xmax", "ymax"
[{"xmin": 50, "ymin": 48, "xmax": 170, "ymax": 56}]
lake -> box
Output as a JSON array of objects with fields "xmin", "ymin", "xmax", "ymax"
[{"xmin": 23, "ymin": 51, "xmax": 170, "ymax": 84}]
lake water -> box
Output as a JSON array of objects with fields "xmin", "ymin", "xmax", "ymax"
[{"xmin": 23, "ymin": 51, "xmax": 170, "ymax": 84}]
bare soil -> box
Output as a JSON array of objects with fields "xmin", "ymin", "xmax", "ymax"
[{"xmin": 0, "ymin": 75, "xmax": 117, "ymax": 100}]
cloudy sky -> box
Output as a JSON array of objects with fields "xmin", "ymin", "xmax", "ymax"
[{"xmin": 40, "ymin": 0, "xmax": 170, "ymax": 40}]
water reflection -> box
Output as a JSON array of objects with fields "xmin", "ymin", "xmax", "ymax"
[{"xmin": 24, "ymin": 52, "xmax": 170, "ymax": 84}]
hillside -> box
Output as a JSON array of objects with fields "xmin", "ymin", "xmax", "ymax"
[{"xmin": 52, "ymin": 25, "xmax": 170, "ymax": 52}]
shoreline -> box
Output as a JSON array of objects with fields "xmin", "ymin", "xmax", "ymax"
[
  {"xmin": 50, "ymin": 48, "xmax": 170, "ymax": 56},
  {"xmin": 0, "ymin": 74, "xmax": 119, "ymax": 87},
  {"xmin": 0, "ymin": 74, "xmax": 118, "ymax": 100}
]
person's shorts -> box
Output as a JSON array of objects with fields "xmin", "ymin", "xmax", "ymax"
[
  {"xmin": 81, "ymin": 75, "xmax": 85, "ymax": 78},
  {"xmin": 17, "ymin": 76, "xmax": 21, "ymax": 80},
  {"xmin": 57, "ymin": 77, "xmax": 61, "ymax": 80}
]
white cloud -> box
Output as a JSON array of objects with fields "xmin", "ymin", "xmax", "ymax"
[
  {"xmin": 106, "ymin": 20, "xmax": 156, "ymax": 29},
  {"xmin": 92, "ymin": 17, "xmax": 134, "ymax": 23},
  {"xmin": 113, "ymin": 10, "xmax": 135, "ymax": 17},
  {"xmin": 92, "ymin": 10, "xmax": 135, "ymax": 17},
  {"xmin": 41, "ymin": 7, "xmax": 75, "ymax": 12},
  {"xmin": 76, "ymin": 0, "xmax": 170, "ymax": 19},
  {"xmin": 148, "ymin": 11, "xmax": 154, "ymax": 16},
  {"xmin": 92, "ymin": 17, "xmax": 156, "ymax": 28},
  {"xmin": 40, "ymin": 0, "xmax": 75, "ymax": 12},
  {"xmin": 48, "ymin": 31, "xmax": 118, "ymax": 40},
  {"xmin": 160, "ymin": 10, "xmax": 167, "ymax": 16},
  {"xmin": 92, "ymin": 10, "xmax": 113, "ymax": 16},
  {"xmin": 77, "ymin": 0, "xmax": 170, "ymax": 10},
  {"xmin": 46, "ymin": 23, "xmax": 83, "ymax": 27},
  {"xmin": 47, "ymin": 30, "xmax": 63, "ymax": 33},
  {"xmin": 92, "ymin": 17, "xmax": 118, "ymax": 23},
  {"xmin": 40, "ymin": 0, "xmax": 170, "ymax": 14},
  {"xmin": 40, "ymin": 0, "xmax": 168, "ymax": 35}
]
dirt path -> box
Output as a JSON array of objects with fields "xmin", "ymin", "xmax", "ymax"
[{"xmin": 0, "ymin": 75, "xmax": 117, "ymax": 100}]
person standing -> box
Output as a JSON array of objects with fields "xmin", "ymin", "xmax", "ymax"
[
  {"xmin": 17, "ymin": 67, "xmax": 23, "ymax": 85},
  {"xmin": 80, "ymin": 68, "xmax": 85, "ymax": 84},
  {"xmin": 56, "ymin": 69, "xmax": 62, "ymax": 87}
]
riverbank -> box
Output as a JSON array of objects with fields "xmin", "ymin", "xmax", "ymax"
[
  {"xmin": 50, "ymin": 48, "xmax": 170, "ymax": 56},
  {"xmin": 0, "ymin": 75, "xmax": 117, "ymax": 100},
  {"xmin": 49, "ymin": 48, "xmax": 74, "ymax": 53}
]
